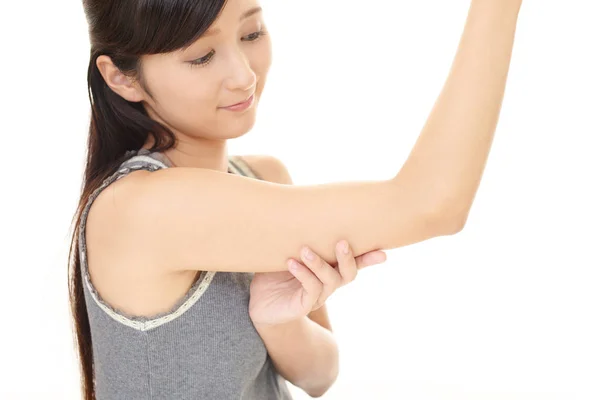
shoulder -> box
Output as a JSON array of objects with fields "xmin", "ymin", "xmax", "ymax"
[
  {"xmin": 234, "ymin": 155, "xmax": 294, "ymax": 185},
  {"xmin": 85, "ymin": 168, "xmax": 154, "ymax": 263}
]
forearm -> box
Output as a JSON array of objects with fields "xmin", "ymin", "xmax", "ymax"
[
  {"xmin": 396, "ymin": 0, "xmax": 522, "ymax": 222},
  {"xmin": 254, "ymin": 316, "xmax": 339, "ymax": 397}
]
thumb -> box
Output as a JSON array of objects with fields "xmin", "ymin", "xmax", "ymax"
[{"xmin": 356, "ymin": 251, "xmax": 387, "ymax": 270}]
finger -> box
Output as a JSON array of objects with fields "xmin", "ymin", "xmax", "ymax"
[
  {"xmin": 336, "ymin": 240, "xmax": 358, "ymax": 285},
  {"xmin": 300, "ymin": 246, "xmax": 342, "ymax": 306},
  {"xmin": 355, "ymin": 250, "xmax": 387, "ymax": 270},
  {"xmin": 288, "ymin": 259, "xmax": 323, "ymax": 308}
]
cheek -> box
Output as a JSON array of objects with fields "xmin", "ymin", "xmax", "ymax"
[
  {"xmin": 150, "ymin": 73, "xmax": 221, "ymax": 130},
  {"xmin": 164, "ymin": 72, "xmax": 220, "ymax": 114},
  {"xmin": 181, "ymin": 72, "xmax": 219, "ymax": 103},
  {"xmin": 250, "ymin": 40, "xmax": 272, "ymax": 84}
]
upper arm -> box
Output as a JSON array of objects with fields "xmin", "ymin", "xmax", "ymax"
[
  {"xmin": 112, "ymin": 158, "xmax": 456, "ymax": 274},
  {"xmin": 240, "ymin": 155, "xmax": 333, "ymax": 331}
]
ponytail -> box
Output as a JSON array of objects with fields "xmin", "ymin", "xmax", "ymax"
[
  {"xmin": 74, "ymin": 0, "xmax": 226, "ymax": 395},
  {"xmin": 67, "ymin": 50, "xmax": 175, "ymax": 400}
]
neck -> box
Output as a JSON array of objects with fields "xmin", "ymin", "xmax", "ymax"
[{"xmin": 143, "ymin": 136, "xmax": 230, "ymax": 173}]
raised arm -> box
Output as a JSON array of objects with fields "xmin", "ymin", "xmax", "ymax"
[
  {"xmin": 395, "ymin": 0, "xmax": 523, "ymax": 224},
  {"xmin": 101, "ymin": 0, "xmax": 522, "ymax": 274}
]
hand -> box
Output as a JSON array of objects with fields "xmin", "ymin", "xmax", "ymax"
[{"xmin": 249, "ymin": 240, "xmax": 387, "ymax": 326}]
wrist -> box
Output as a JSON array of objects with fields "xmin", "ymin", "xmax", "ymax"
[
  {"xmin": 252, "ymin": 316, "xmax": 306, "ymax": 336},
  {"xmin": 472, "ymin": 0, "xmax": 522, "ymax": 13}
]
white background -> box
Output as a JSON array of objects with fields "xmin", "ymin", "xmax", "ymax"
[{"xmin": 1, "ymin": 0, "xmax": 599, "ymax": 399}]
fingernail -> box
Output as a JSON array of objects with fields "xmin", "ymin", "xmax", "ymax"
[
  {"xmin": 288, "ymin": 259, "xmax": 299, "ymax": 272},
  {"xmin": 337, "ymin": 241, "xmax": 348, "ymax": 254},
  {"xmin": 374, "ymin": 253, "xmax": 386, "ymax": 264},
  {"xmin": 303, "ymin": 247, "xmax": 314, "ymax": 261},
  {"xmin": 343, "ymin": 241, "xmax": 349, "ymax": 254}
]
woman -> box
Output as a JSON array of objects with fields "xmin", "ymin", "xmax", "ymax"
[{"xmin": 68, "ymin": 0, "xmax": 523, "ymax": 398}]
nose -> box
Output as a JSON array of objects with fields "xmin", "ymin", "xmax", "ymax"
[{"xmin": 223, "ymin": 48, "xmax": 257, "ymax": 93}]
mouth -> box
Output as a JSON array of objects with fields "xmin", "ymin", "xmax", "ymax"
[{"xmin": 220, "ymin": 93, "xmax": 255, "ymax": 112}]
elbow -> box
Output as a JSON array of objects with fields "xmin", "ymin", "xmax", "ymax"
[
  {"xmin": 433, "ymin": 201, "xmax": 468, "ymax": 235},
  {"xmin": 306, "ymin": 388, "xmax": 327, "ymax": 398},
  {"xmin": 306, "ymin": 379, "xmax": 337, "ymax": 398},
  {"xmin": 303, "ymin": 366, "xmax": 339, "ymax": 398}
]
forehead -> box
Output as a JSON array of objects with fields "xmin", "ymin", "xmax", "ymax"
[
  {"xmin": 140, "ymin": 0, "xmax": 264, "ymax": 65},
  {"xmin": 213, "ymin": 0, "xmax": 263, "ymax": 25}
]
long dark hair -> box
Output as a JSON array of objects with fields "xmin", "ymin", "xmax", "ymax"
[{"xmin": 68, "ymin": 1, "xmax": 227, "ymax": 398}]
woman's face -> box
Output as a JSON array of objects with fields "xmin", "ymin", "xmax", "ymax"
[{"xmin": 139, "ymin": 0, "xmax": 271, "ymax": 141}]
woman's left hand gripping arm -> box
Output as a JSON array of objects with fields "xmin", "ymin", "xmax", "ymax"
[{"xmin": 249, "ymin": 240, "xmax": 387, "ymax": 397}]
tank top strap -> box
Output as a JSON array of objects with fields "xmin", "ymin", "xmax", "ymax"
[
  {"xmin": 122, "ymin": 149, "xmax": 255, "ymax": 177},
  {"xmin": 229, "ymin": 156, "xmax": 262, "ymax": 180},
  {"xmin": 118, "ymin": 148, "xmax": 170, "ymax": 172},
  {"xmin": 117, "ymin": 149, "xmax": 260, "ymax": 179}
]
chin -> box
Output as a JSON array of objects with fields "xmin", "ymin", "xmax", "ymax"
[
  {"xmin": 224, "ymin": 110, "xmax": 258, "ymax": 138},
  {"xmin": 221, "ymin": 117, "xmax": 255, "ymax": 139}
]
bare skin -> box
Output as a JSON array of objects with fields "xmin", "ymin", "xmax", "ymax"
[
  {"xmin": 87, "ymin": 0, "xmax": 523, "ymax": 395},
  {"xmin": 89, "ymin": 0, "xmax": 522, "ymax": 327}
]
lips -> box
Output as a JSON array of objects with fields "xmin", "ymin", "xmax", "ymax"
[{"xmin": 223, "ymin": 93, "xmax": 254, "ymax": 108}]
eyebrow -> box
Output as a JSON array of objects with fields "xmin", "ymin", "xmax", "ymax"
[{"xmin": 204, "ymin": 6, "xmax": 263, "ymax": 37}]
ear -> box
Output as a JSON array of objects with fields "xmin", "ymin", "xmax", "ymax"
[{"xmin": 96, "ymin": 55, "xmax": 145, "ymax": 103}]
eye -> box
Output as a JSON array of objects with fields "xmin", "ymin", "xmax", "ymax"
[
  {"xmin": 190, "ymin": 49, "xmax": 215, "ymax": 67},
  {"xmin": 242, "ymin": 29, "xmax": 267, "ymax": 42}
]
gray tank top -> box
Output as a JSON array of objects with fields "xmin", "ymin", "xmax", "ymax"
[{"xmin": 78, "ymin": 148, "xmax": 294, "ymax": 400}]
